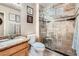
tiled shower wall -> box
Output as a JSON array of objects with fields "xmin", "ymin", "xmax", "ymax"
[{"xmin": 39, "ymin": 18, "xmax": 47, "ymax": 38}]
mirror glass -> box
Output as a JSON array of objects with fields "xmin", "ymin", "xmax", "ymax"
[{"xmin": 0, "ymin": 4, "xmax": 21, "ymax": 37}]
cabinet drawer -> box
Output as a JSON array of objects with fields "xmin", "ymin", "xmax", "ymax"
[{"xmin": 0, "ymin": 42, "xmax": 28, "ymax": 56}]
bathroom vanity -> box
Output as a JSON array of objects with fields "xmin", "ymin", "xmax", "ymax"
[
  {"xmin": 0, "ymin": 36, "xmax": 30, "ymax": 56},
  {"xmin": 0, "ymin": 5, "xmax": 29, "ymax": 56}
]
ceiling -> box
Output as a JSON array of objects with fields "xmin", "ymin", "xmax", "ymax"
[
  {"xmin": 0, "ymin": 3, "xmax": 22, "ymax": 11},
  {"xmin": 39, "ymin": 3, "xmax": 76, "ymax": 9},
  {"xmin": 39, "ymin": 3, "xmax": 64, "ymax": 8}
]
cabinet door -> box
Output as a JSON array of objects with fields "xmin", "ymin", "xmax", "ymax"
[
  {"xmin": 0, "ymin": 42, "xmax": 27, "ymax": 56},
  {"xmin": 13, "ymin": 49, "xmax": 27, "ymax": 56}
]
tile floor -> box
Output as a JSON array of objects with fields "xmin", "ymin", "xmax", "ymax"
[
  {"xmin": 29, "ymin": 48, "xmax": 63, "ymax": 56},
  {"xmin": 43, "ymin": 49, "xmax": 63, "ymax": 56}
]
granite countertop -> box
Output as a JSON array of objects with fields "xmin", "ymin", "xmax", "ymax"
[{"xmin": 0, "ymin": 36, "xmax": 29, "ymax": 51}]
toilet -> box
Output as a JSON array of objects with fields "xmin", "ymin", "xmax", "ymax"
[{"xmin": 27, "ymin": 34, "xmax": 45, "ymax": 56}]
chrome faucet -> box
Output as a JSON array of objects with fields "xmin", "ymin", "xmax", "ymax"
[{"xmin": 8, "ymin": 35, "xmax": 14, "ymax": 39}]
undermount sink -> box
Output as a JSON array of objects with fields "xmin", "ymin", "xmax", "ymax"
[
  {"xmin": 0, "ymin": 39, "xmax": 9, "ymax": 42},
  {"xmin": 14, "ymin": 36, "xmax": 27, "ymax": 40}
]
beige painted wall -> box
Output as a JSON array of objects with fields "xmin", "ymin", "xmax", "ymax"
[{"xmin": 21, "ymin": 3, "xmax": 36, "ymax": 36}]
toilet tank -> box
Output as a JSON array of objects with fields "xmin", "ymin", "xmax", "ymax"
[{"xmin": 27, "ymin": 34, "xmax": 36, "ymax": 45}]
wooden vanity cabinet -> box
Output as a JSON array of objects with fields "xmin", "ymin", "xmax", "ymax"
[
  {"xmin": 0, "ymin": 41, "xmax": 30, "ymax": 56},
  {"xmin": 13, "ymin": 49, "xmax": 28, "ymax": 56}
]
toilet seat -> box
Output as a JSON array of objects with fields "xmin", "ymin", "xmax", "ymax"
[
  {"xmin": 27, "ymin": 34, "xmax": 45, "ymax": 55},
  {"xmin": 32, "ymin": 42, "xmax": 45, "ymax": 48}
]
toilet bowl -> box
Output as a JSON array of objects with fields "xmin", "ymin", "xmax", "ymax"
[
  {"xmin": 29, "ymin": 42, "xmax": 45, "ymax": 56},
  {"xmin": 32, "ymin": 42, "xmax": 45, "ymax": 52},
  {"xmin": 27, "ymin": 34, "xmax": 45, "ymax": 56}
]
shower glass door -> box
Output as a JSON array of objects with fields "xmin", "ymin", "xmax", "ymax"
[{"xmin": 43, "ymin": 20, "xmax": 75, "ymax": 55}]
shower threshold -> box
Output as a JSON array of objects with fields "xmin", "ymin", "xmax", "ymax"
[{"xmin": 46, "ymin": 47, "xmax": 69, "ymax": 56}]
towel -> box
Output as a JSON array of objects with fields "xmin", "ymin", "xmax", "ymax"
[{"xmin": 72, "ymin": 15, "xmax": 79, "ymax": 56}]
